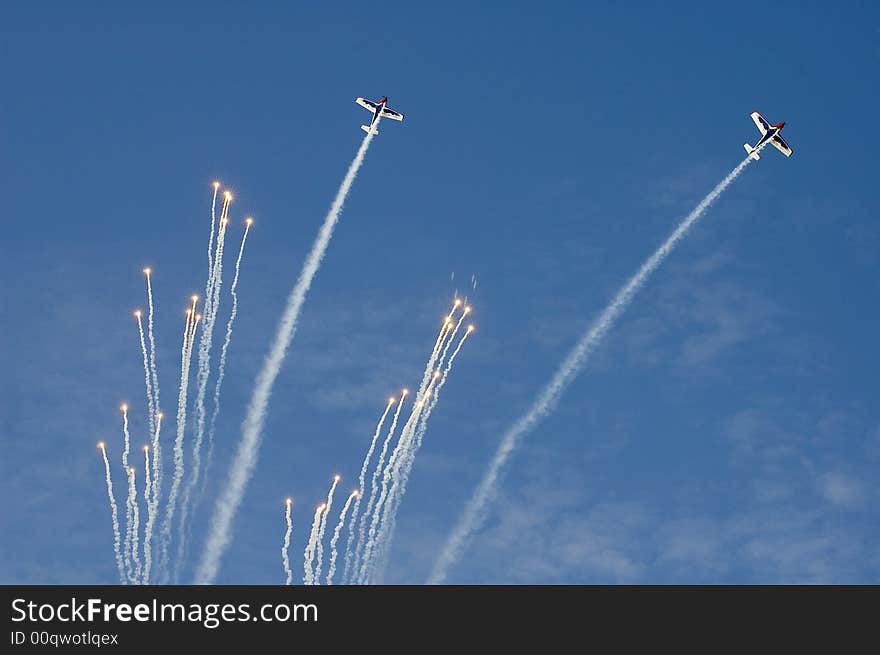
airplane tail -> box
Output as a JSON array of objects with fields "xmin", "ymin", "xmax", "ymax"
[
  {"xmin": 361, "ymin": 125, "xmax": 379, "ymax": 135},
  {"xmin": 743, "ymin": 143, "xmax": 760, "ymax": 160}
]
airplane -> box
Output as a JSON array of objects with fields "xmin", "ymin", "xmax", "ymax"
[
  {"xmin": 743, "ymin": 111, "xmax": 793, "ymax": 160},
  {"xmin": 355, "ymin": 96, "xmax": 404, "ymax": 135}
]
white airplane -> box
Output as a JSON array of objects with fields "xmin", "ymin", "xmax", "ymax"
[
  {"xmin": 355, "ymin": 96, "xmax": 404, "ymax": 135},
  {"xmin": 744, "ymin": 111, "xmax": 793, "ymax": 160}
]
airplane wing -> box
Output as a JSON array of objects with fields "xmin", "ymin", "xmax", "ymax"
[
  {"xmin": 770, "ymin": 134, "xmax": 793, "ymax": 157},
  {"xmin": 356, "ymin": 97, "xmax": 379, "ymax": 112},
  {"xmin": 751, "ymin": 111, "xmax": 771, "ymax": 135},
  {"xmin": 380, "ymin": 106, "xmax": 404, "ymax": 121}
]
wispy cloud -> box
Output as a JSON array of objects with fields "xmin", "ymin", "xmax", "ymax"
[
  {"xmin": 866, "ymin": 424, "xmax": 880, "ymax": 461},
  {"xmin": 467, "ymin": 495, "xmax": 649, "ymax": 583},
  {"xmin": 819, "ymin": 472, "xmax": 866, "ymax": 509}
]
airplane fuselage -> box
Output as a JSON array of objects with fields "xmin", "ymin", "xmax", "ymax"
[
  {"xmin": 753, "ymin": 126, "xmax": 781, "ymax": 150},
  {"xmin": 369, "ymin": 98, "xmax": 388, "ymax": 128}
]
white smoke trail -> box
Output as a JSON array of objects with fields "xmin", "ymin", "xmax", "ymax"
[
  {"xmin": 142, "ymin": 445, "xmax": 151, "ymax": 582},
  {"xmin": 403, "ymin": 327, "xmax": 474, "ymax": 478},
  {"xmin": 196, "ymin": 125, "xmax": 379, "ymax": 584},
  {"xmin": 420, "ymin": 328, "xmax": 472, "ymax": 443},
  {"xmin": 352, "ymin": 310, "xmax": 462, "ymax": 584},
  {"xmin": 327, "ymin": 491, "xmax": 357, "ymax": 585},
  {"xmin": 143, "ymin": 446, "xmax": 152, "ymax": 525},
  {"xmin": 209, "ymin": 198, "xmax": 231, "ymax": 318},
  {"xmin": 129, "ymin": 467, "xmax": 142, "ymax": 584},
  {"xmin": 120, "ymin": 405, "xmax": 132, "ymax": 472},
  {"xmin": 282, "ymin": 499, "xmax": 293, "ymax": 585},
  {"xmin": 123, "ymin": 466, "xmax": 134, "ymax": 583},
  {"xmin": 383, "ymin": 310, "xmax": 466, "ymax": 472},
  {"xmin": 302, "ymin": 505, "xmax": 325, "ymax": 585},
  {"xmin": 145, "ymin": 270, "xmax": 160, "ymax": 437},
  {"xmin": 373, "ymin": 308, "xmax": 464, "ymax": 492},
  {"xmin": 357, "ymin": 375, "xmax": 441, "ymax": 584},
  {"xmin": 313, "ymin": 476, "xmax": 340, "ymax": 584},
  {"xmin": 342, "ymin": 399, "xmax": 394, "ymax": 583},
  {"xmin": 370, "ymin": 315, "xmax": 462, "ymax": 520},
  {"xmin": 99, "ymin": 444, "xmax": 125, "ymax": 583},
  {"xmin": 158, "ymin": 305, "xmax": 200, "ymax": 579},
  {"xmin": 208, "ymin": 218, "xmax": 253, "ymax": 443},
  {"xmin": 190, "ymin": 200, "xmax": 231, "ymax": 464},
  {"xmin": 143, "ymin": 413, "xmax": 163, "ymax": 584},
  {"xmin": 357, "ymin": 397, "xmax": 431, "ymax": 583},
  {"xmin": 135, "ymin": 313, "xmax": 155, "ymax": 437},
  {"xmin": 198, "ymin": 218, "xmax": 253, "ymax": 509},
  {"xmin": 350, "ymin": 391, "xmax": 407, "ymax": 582},
  {"xmin": 369, "ymin": 328, "xmax": 474, "ymax": 582},
  {"xmin": 174, "ymin": 201, "xmax": 231, "ymax": 580},
  {"xmin": 429, "ymin": 155, "xmax": 757, "ymax": 583},
  {"xmin": 203, "ymin": 191, "xmax": 229, "ymax": 323},
  {"xmin": 150, "ymin": 413, "xmax": 163, "ymax": 505},
  {"xmin": 207, "ymin": 182, "xmax": 220, "ymax": 283},
  {"xmin": 121, "ymin": 407, "xmax": 134, "ymax": 583}
]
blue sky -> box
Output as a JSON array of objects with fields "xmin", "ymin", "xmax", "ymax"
[{"xmin": 1, "ymin": 1, "xmax": 878, "ymax": 583}]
